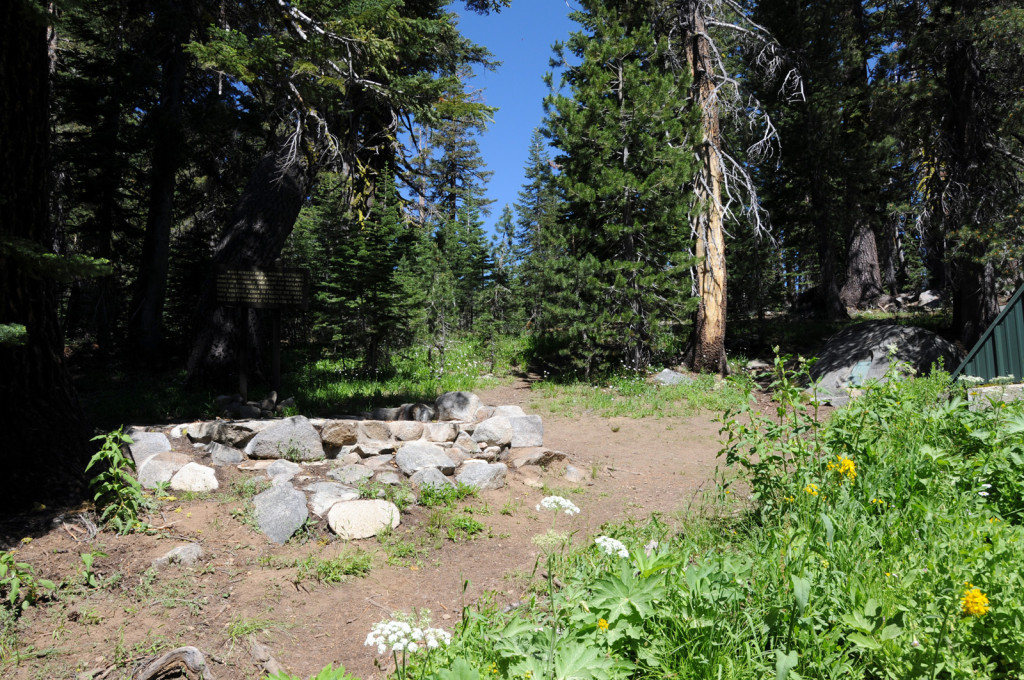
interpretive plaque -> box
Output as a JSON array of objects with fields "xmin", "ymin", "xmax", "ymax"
[{"xmin": 216, "ymin": 269, "xmax": 309, "ymax": 310}]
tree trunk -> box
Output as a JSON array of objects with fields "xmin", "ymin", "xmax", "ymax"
[
  {"xmin": 131, "ymin": 0, "xmax": 190, "ymax": 360},
  {"xmin": 952, "ymin": 255, "xmax": 997, "ymax": 350},
  {"xmin": 840, "ymin": 221, "xmax": 884, "ymax": 308},
  {"xmin": 0, "ymin": 1, "xmax": 91, "ymax": 511},
  {"xmin": 185, "ymin": 137, "xmax": 314, "ymax": 385},
  {"xmin": 683, "ymin": 3, "xmax": 728, "ymax": 375}
]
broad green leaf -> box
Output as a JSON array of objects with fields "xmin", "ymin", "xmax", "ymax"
[
  {"xmin": 847, "ymin": 633, "xmax": 882, "ymax": 650},
  {"xmin": 791, "ymin": 575, "xmax": 810, "ymax": 615},
  {"xmin": 775, "ymin": 650, "xmax": 799, "ymax": 680},
  {"xmin": 435, "ymin": 658, "xmax": 481, "ymax": 680}
]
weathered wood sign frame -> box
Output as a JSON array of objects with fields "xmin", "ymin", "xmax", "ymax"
[{"xmin": 216, "ymin": 268, "xmax": 310, "ymax": 401}]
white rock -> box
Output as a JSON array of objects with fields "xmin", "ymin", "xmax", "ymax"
[
  {"xmin": 422, "ymin": 422, "xmax": 458, "ymax": 442},
  {"xmin": 125, "ymin": 431, "xmax": 172, "ymax": 467},
  {"xmin": 170, "ymin": 462, "xmax": 219, "ymax": 493},
  {"xmin": 327, "ymin": 499, "xmax": 401, "ymax": 540},
  {"xmin": 138, "ymin": 451, "xmax": 191, "ymax": 489},
  {"xmin": 509, "ymin": 415, "xmax": 544, "ymax": 448},
  {"xmin": 455, "ymin": 463, "xmax": 507, "ymax": 491},
  {"xmin": 395, "ymin": 442, "xmax": 455, "ymax": 476},
  {"xmin": 472, "ymin": 417, "xmax": 513, "ymax": 447}
]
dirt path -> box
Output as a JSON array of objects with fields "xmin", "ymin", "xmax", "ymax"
[{"xmin": 3, "ymin": 382, "xmax": 728, "ymax": 680}]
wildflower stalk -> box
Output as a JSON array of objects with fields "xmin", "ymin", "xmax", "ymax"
[{"xmin": 929, "ymin": 603, "xmax": 954, "ymax": 680}]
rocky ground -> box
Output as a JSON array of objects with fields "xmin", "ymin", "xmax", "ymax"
[{"xmin": 0, "ymin": 380, "xmax": 730, "ymax": 680}]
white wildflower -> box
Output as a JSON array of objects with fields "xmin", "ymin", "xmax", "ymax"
[
  {"xmin": 536, "ymin": 496, "xmax": 580, "ymax": 516},
  {"xmin": 643, "ymin": 539, "xmax": 659, "ymax": 556},
  {"xmin": 595, "ymin": 535, "xmax": 629, "ymax": 558},
  {"xmin": 365, "ymin": 619, "xmax": 450, "ymax": 655}
]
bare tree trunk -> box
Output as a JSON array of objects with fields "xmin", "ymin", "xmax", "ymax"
[
  {"xmin": 185, "ymin": 137, "xmax": 313, "ymax": 385},
  {"xmin": 840, "ymin": 221, "xmax": 884, "ymax": 308},
  {"xmin": 0, "ymin": 0, "xmax": 91, "ymax": 511},
  {"xmin": 131, "ymin": 0, "xmax": 190, "ymax": 359},
  {"xmin": 683, "ymin": 4, "xmax": 728, "ymax": 375}
]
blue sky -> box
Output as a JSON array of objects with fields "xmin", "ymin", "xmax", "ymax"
[{"xmin": 453, "ymin": 1, "xmax": 577, "ymax": 234}]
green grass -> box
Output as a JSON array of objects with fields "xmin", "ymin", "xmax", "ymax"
[
  {"xmin": 225, "ymin": 616, "xmax": 287, "ymax": 643},
  {"xmin": 530, "ymin": 372, "xmax": 752, "ymax": 419},
  {"xmin": 390, "ymin": 361, "xmax": 1024, "ymax": 680},
  {"xmin": 295, "ymin": 551, "xmax": 373, "ymax": 585},
  {"xmin": 418, "ymin": 482, "xmax": 478, "ymax": 508}
]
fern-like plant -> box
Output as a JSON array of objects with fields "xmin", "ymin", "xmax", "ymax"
[{"xmin": 86, "ymin": 428, "xmax": 148, "ymax": 534}]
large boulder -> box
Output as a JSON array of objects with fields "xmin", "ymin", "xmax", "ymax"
[
  {"xmin": 253, "ymin": 483, "xmax": 309, "ymax": 544},
  {"xmin": 409, "ymin": 467, "xmax": 453, "ymax": 491},
  {"xmin": 455, "ymin": 462, "xmax": 507, "ymax": 491},
  {"xmin": 810, "ymin": 321, "xmax": 962, "ymax": 405},
  {"xmin": 508, "ymin": 415, "xmax": 544, "ymax": 448},
  {"xmin": 138, "ymin": 451, "xmax": 191, "ymax": 489},
  {"xmin": 423, "ymin": 422, "xmax": 458, "ymax": 442},
  {"xmin": 306, "ymin": 482, "xmax": 359, "ymax": 517},
  {"xmin": 435, "ymin": 391, "xmax": 483, "ymax": 421},
  {"xmin": 395, "ymin": 442, "xmax": 455, "ymax": 476},
  {"xmin": 207, "ymin": 442, "xmax": 244, "ymax": 466},
  {"xmin": 472, "ymin": 417, "xmax": 513, "ymax": 448},
  {"xmin": 187, "ymin": 420, "xmax": 266, "ymax": 447},
  {"xmin": 327, "ymin": 499, "xmax": 401, "ymax": 539},
  {"xmin": 358, "ymin": 421, "xmax": 392, "ymax": 442},
  {"xmin": 652, "ymin": 368, "xmax": 692, "ymax": 386},
  {"xmin": 328, "ymin": 464, "xmax": 374, "ymax": 485},
  {"xmin": 169, "ymin": 462, "xmax": 219, "ymax": 493},
  {"xmin": 244, "ymin": 416, "xmax": 325, "ymax": 461},
  {"xmin": 124, "ymin": 431, "xmax": 171, "ymax": 466},
  {"xmin": 502, "ymin": 447, "xmax": 565, "ymax": 470},
  {"xmin": 321, "ymin": 420, "xmax": 359, "ymax": 447}
]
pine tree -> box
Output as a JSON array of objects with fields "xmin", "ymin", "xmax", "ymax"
[
  {"xmin": 513, "ymin": 128, "xmax": 562, "ymax": 325},
  {"xmin": 542, "ymin": 0, "xmax": 699, "ymax": 376},
  {"xmin": 319, "ymin": 171, "xmax": 412, "ymax": 374}
]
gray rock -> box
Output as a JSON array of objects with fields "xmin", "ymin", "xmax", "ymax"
[
  {"xmin": 478, "ymin": 446, "xmax": 500, "ymax": 462},
  {"xmin": 370, "ymin": 407, "xmax": 403, "ymax": 421},
  {"xmin": 321, "ymin": 420, "xmax": 359, "ymax": 447},
  {"xmin": 354, "ymin": 441, "xmax": 396, "ymax": 458},
  {"xmin": 362, "ymin": 454, "xmax": 395, "ymax": 470},
  {"xmin": 509, "ymin": 415, "xmax": 544, "ymax": 448},
  {"xmin": 564, "ymin": 465, "xmax": 587, "ymax": 484},
  {"xmin": 328, "ymin": 464, "xmax": 374, "ymax": 485},
  {"xmin": 456, "ymin": 462, "xmax": 507, "ymax": 491},
  {"xmin": 446, "ymin": 448, "xmax": 471, "ymax": 466},
  {"xmin": 237, "ymin": 460, "xmax": 274, "ymax": 471},
  {"xmin": 493, "ymin": 405, "xmax": 525, "ymax": 418},
  {"xmin": 918, "ymin": 289, "xmax": 944, "ymax": 308},
  {"xmin": 124, "ymin": 431, "xmax": 171, "ymax": 466},
  {"xmin": 152, "ymin": 544, "xmax": 203, "ymax": 569},
  {"xmin": 423, "ymin": 422, "xmax": 457, "ymax": 442},
  {"xmin": 169, "ymin": 462, "xmax": 219, "ymax": 493},
  {"xmin": 390, "ymin": 421, "xmax": 424, "ymax": 441},
  {"xmin": 169, "ymin": 424, "xmax": 188, "ymax": 439},
  {"xmin": 410, "ymin": 467, "xmax": 454, "ymax": 491},
  {"xmin": 260, "ymin": 391, "xmax": 277, "ymax": 411},
  {"xmin": 395, "ymin": 441, "xmax": 455, "ymax": 476},
  {"xmin": 375, "ymin": 470, "xmax": 402, "ymax": 486},
  {"xmin": 327, "ymin": 499, "xmax": 401, "ymax": 539},
  {"xmin": 472, "ymin": 417, "xmax": 513, "ymax": 447},
  {"xmin": 138, "ymin": 451, "xmax": 191, "ymax": 489},
  {"xmin": 435, "ymin": 391, "xmax": 483, "ymax": 421},
  {"xmin": 475, "ymin": 405, "xmax": 496, "ymax": 421},
  {"xmin": 653, "ymin": 369, "xmax": 692, "ymax": 386},
  {"xmin": 187, "ymin": 420, "xmax": 262, "ymax": 447},
  {"xmin": 335, "ymin": 450, "xmax": 361, "ymax": 466},
  {"xmin": 277, "ymin": 396, "xmax": 296, "ymax": 410},
  {"xmin": 208, "ymin": 441, "xmax": 244, "ymax": 466},
  {"xmin": 406, "ymin": 403, "xmax": 436, "ymax": 422},
  {"xmin": 265, "ymin": 459, "xmax": 302, "ymax": 481},
  {"xmin": 502, "ymin": 447, "xmax": 566, "ymax": 469},
  {"xmin": 453, "ymin": 432, "xmax": 481, "ymax": 454},
  {"xmin": 810, "ymin": 321, "xmax": 962, "ymax": 403},
  {"xmin": 745, "ymin": 359, "xmax": 771, "ymax": 371},
  {"xmin": 306, "ymin": 482, "xmax": 359, "ymax": 517},
  {"xmin": 253, "ymin": 483, "xmax": 309, "ymax": 544},
  {"xmin": 224, "ymin": 402, "xmax": 262, "ymax": 419},
  {"xmin": 358, "ymin": 421, "xmax": 392, "ymax": 442},
  {"xmin": 244, "ymin": 416, "xmax": 325, "ymax": 461}
]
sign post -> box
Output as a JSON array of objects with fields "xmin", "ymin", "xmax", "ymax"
[{"xmin": 216, "ymin": 267, "xmax": 310, "ymax": 400}]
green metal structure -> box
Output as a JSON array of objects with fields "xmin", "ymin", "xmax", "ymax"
[{"xmin": 951, "ymin": 285, "xmax": 1024, "ymax": 381}]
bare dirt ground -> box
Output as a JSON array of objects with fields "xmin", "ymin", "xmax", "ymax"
[{"xmin": 1, "ymin": 381, "xmax": 733, "ymax": 680}]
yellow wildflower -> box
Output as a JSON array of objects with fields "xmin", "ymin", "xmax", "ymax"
[
  {"xmin": 804, "ymin": 484, "xmax": 819, "ymax": 496},
  {"xmin": 489, "ymin": 663, "xmax": 499, "ymax": 675},
  {"xmin": 961, "ymin": 584, "xmax": 990, "ymax": 617},
  {"xmin": 785, "ymin": 496, "xmax": 795, "ymax": 503},
  {"xmin": 597, "ymin": 618, "xmax": 609, "ymax": 631},
  {"xmin": 826, "ymin": 455, "xmax": 857, "ymax": 481}
]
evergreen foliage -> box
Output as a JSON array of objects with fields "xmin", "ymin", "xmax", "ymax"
[{"xmin": 540, "ymin": 0, "xmax": 699, "ymax": 376}]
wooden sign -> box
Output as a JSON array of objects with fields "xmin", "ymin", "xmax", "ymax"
[{"xmin": 217, "ymin": 269, "xmax": 310, "ymax": 310}]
